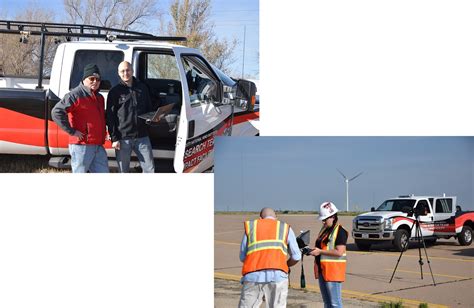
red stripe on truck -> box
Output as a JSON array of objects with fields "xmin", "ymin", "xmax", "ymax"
[{"xmin": 0, "ymin": 107, "xmax": 46, "ymax": 147}]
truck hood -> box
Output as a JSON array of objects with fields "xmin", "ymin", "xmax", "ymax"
[{"xmin": 357, "ymin": 211, "xmax": 407, "ymax": 219}]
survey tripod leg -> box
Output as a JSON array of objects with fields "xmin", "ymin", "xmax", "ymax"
[
  {"xmin": 389, "ymin": 219, "xmax": 416, "ymax": 283},
  {"xmin": 416, "ymin": 220, "xmax": 424, "ymax": 280},
  {"xmin": 389, "ymin": 217, "xmax": 436, "ymax": 286},
  {"xmin": 416, "ymin": 219, "xmax": 436, "ymax": 286}
]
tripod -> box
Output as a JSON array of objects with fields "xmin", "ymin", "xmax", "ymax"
[{"xmin": 389, "ymin": 214, "xmax": 436, "ymax": 286}]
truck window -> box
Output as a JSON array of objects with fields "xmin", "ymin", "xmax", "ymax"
[
  {"xmin": 182, "ymin": 56, "xmax": 219, "ymax": 105},
  {"xmin": 146, "ymin": 54, "xmax": 180, "ymax": 80},
  {"xmin": 416, "ymin": 200, "xmax": 430, "ymax": 215},
  {"xmin": 137, "ymin": 52, "xmax": 182, "ymax": 108},
  {"xmin": 211, "ymin": 64, "xmax": 235, "ymax": 86},
  {"xmin": 376, "ymin": 199, "xmax": 416, "ymax": 212},
  {"xmin": 69, "ymin": 50, "xmax": 124, "ymax": 90},
  {"xmin": 435, "ymin": 198, "xmax": 452, "ymax": 213}
]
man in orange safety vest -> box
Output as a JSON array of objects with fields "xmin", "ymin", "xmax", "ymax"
[{"xmin": 238, "ymin": 207, "xmax": 301, "ymax": 308}]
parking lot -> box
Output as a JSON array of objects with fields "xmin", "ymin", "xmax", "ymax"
[{"xmin": 215, "ymin": 214, "xmax": 474, "ymax": 307}]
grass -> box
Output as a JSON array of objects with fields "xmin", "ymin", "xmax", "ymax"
[
  {"xmin": 0, "ymin": 154, "xmax": 68, "ymax": 173},
  {"xmin": 379, "ymin": 302, "xmax": 429, "ymax": 308},
  {"xmin": 380, "ymin": 301, "xmax": 404, "ymax": 308},
  {"xmin": 0, "ymin": 154, "xmax": 146, "ymax": 173}
]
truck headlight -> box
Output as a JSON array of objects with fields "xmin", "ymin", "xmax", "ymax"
[
  {"xmin": 384, "ymin": 218, "xmax": 393, "ymax": 230},
  {"xmin": 352, "ymin": 218, "xmax": 357, "ymax": 230}
]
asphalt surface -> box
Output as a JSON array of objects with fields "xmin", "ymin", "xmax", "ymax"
[
  {"xmin": 214, "ymin": 278, "xmax": 379, "ymax": 308},
  {"xmin": 215, "ymin": 214, "xmax": 474, "ymax": 308}
]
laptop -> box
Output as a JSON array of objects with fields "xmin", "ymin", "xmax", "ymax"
[{"xmin": 138, "ymin": 103, "xmax": 175, "ymax": 124}]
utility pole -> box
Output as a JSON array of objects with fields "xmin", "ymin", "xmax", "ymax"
[{"xmin": 241, "ymin": 25, "xmax": 246, "ymax": 79}]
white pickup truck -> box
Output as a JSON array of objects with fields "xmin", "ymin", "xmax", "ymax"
[
  {"xmin": 352, "ymin": 195, "xmax": 474, "ymax": 251},
  {"xmin": 0, "ymin": 20, "xmax": 259, "ymax": 172}
]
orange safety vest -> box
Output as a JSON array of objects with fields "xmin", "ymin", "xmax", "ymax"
[
  {"xmin": 242, "ymin": 218, "xmax": 290, "ymax": 276},
  {"xmin": 314, "ymin": 224, "xmax": 347, "ymax": 282}
]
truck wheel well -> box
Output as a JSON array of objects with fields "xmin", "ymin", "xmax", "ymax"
[
  {"xmin": 464, "ymin": 220, "xmax": 474, "ymax": 229},
  {"xmin": 397, "ymin": 224, "xmax": 411, "ymax": 233}
]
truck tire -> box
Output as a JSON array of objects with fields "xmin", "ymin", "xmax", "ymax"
[
  {"xmin": 355, "ymin": 240, "xmax": 371, "ymax": 251},
  {"xmin": 424, "ymin": 238, "xmax": 437, "ymax": 246},
  {"xmin": 394, "ymin": 229, "xmax": 410, "ymax": 252},
  {"xmin": 458, "ymin": 226, "xmax": 472, "ymax": 246}
]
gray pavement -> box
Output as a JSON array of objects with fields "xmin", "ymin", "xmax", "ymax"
[
  {"xmin": 215, "ymin": 214, "xmax": 474, "ymax": 308},
  {"xmin": 215, "ymin": 278, "xmax": 379, "ymax": 308}
]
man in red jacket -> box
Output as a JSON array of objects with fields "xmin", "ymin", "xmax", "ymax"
[{"xmin": 52, "ymin": 64, "xmax": 109, "ymax": 173}]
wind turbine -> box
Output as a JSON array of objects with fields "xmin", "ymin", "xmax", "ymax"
[{"xmin": 337, "ymin": 169, "xmax": 363, "ymax": 212}]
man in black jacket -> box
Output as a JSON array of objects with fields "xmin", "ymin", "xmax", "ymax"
[{"xmin": 106, "ymin": 61, "xmax": 155, "ymax": 173}]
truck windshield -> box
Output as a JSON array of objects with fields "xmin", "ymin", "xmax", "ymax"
[
  {"xmin": 211, "ymin": 64, "xmax": 235, "ymax": 86},
  {"xmin": 376, "ymin": 199, "xmax": 416, "ymax": 212}
]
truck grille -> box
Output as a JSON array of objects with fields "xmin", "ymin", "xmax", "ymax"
[{"xmin": 354, "ymin": 217, "xmax": 383, "ymax": 232}]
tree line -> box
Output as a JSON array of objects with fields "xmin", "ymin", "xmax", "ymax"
[{"xmin": 0, "ymin": 0, "xmax": 238, "ymax": 77}]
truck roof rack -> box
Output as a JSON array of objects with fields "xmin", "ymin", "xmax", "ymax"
[
  {"xmin": 0, "ymin": 20, "xmax": 186, "ymax": 42},
  {"xmin": 398, "ymin": 195, "xmax": 415, "ymax": 198},
  {"xmin": 0, "ymin": 20, "xmax": 187, "ymax": 89}
]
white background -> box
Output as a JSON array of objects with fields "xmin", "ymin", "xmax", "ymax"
[
  {"xmin": 261, "ymin": 0, "xmax": 474, "ymax": 136},
  {"xmin": 0, "ymin": 175, "xmax": 214, "ymax": 307},
  {"xmin": 1, "ymin": 1, "xmax": 473, "ymax": 307}
]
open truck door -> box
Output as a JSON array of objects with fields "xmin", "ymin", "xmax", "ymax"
[
  {"xmin": 172, "ymin": 48, "xmax": 235, "ymax": 173},
  {"xmin": 413, "ymin": 199, "xmax": 435, "ymax": 238}
]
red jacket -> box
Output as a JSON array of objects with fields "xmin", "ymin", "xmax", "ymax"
[{"xmin": 52, "ymin": 83, "xmax": 106, "ymax": 145}]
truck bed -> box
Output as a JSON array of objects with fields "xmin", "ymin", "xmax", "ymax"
[
  {"xmin": 0, "ymin": 88, "xmax": 48, "ymax": 154},
  {"xmin": 0, "ymin": 76, "xmax": 49, "ymax": 89}
]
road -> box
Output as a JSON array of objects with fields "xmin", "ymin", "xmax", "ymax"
[{"xmin": 215, "ymin": 214, "xmax": 474, "ymax": 308}]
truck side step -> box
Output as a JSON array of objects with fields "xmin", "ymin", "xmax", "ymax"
[
  {"xmin": 48, "ymin": 156, "xmax": 139, "ymax": 171},
  {"xmin": 48, "ymin": 156, "xmax": 71, "ymax": 169}
]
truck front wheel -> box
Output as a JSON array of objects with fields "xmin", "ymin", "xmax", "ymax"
[
  {"xmin": 355, "ymin": 240, "xmax": 371, "ymax": 251},
  {"xmin": 394, "ymin": 229, "xmax": 409, "ymax": 252},
  {"xmin": 458, "ymin": 226, "xmax": 472, "ymax": 246}
]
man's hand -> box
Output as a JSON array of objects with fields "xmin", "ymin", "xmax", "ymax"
[
  {"xmin": 287, "ymin": 258, "xmax": 299, "ymax": 267},
  {"xmin": 73, "ymin": 130, "xmax": 84, "ymax": 140},
  {"xmin": 112, "ymin": 141, "xmax": 120, "ymax": 150}
]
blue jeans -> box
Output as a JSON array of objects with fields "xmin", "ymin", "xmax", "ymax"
[
  {"xmin": 318, "ymin": 274, "xmax": 343, "ymax": 308},
  {"xmin": 69, "ymin": 144, "xmax": 109, "ymax": 173},
  {"xmin": 115, "ymin": 136, "xmax": 155, "ymax": 173}
]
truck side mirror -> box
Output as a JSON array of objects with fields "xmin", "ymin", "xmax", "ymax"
[
  {"xmin": 234, "ymin": 79, "xmax": 257, "ymax": 111},
  {"xmin": 371, "ymin": 207, "xmax": 375, "ymax": 212}
]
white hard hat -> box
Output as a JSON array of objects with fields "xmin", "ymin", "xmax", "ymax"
[{"xmin": 318, "ymin": 202, "xmax": 339, "ymax": 220}]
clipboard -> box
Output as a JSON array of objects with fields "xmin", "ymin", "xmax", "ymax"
[{"xmin": 138, "ymin": 103, "xmax": 174, "ymax": 124}]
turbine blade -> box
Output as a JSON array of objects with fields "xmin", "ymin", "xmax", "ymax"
[
  {"xmin": 336, "ymin": 168, "xmax": 347, "ymax": 179},
  {"xmin": 349, "ymin": 172, "xmax": 363, "ymax": 181}
]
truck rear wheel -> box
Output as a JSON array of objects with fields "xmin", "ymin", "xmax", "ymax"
[
  {"xmin": 355, "ymin": 240, "xmax": 371, "ymax": 251},
  {"xmin": 458, "ymin": 226, "xmax": 472, "ymax": 246},
  {"xmin": 394, "ymin": 229, "xmax": 409, "ymax": 252},
  {"xmin": 424, "ymin": 238, "xmax": 437, "ymax": 246}
]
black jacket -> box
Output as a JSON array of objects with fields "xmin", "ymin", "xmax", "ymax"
[{"xmin": 106, "ymin": 77, "xmax": 153, "ymax": 142}]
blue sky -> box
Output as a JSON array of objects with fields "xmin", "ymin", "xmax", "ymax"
[
  {"xmin": 214, "ymin": 137, "xmax": 474, "ymax": 212},
  {"xmin": 0, "ymin": 0, "xmax": 259, "ymax": 78}
]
